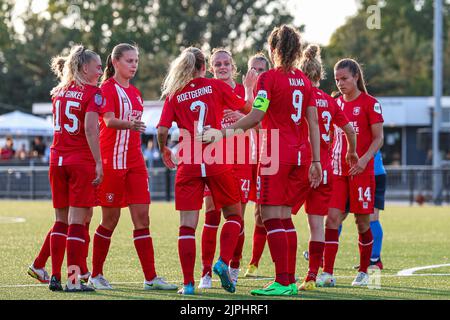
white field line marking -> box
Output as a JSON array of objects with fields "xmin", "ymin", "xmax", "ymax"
[
  {"xmin": 2, "ymin": 272, "xmax": 450, "ymax": 289},
  {"xmin": 0, "ymin": 217, "xmax": 26, "ymax": 224},
  {"xmin": 397, "ymin": 264, "xmax": 450, "ymax": 276}
]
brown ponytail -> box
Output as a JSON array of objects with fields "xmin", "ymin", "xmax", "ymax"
[
  {"xmin": 299, "ymin": 44, "xmax": 325, "ymax": 83},
  {"xmin": 334, "ymin": 58, "xmax": 368, "ymax": 94},
  {"xmin": 268, "ymin": 25, "xmax": 302, "ymax": 72}
]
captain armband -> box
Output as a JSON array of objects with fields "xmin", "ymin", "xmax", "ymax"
[{"xmin": 252, "ymin": 96, "xmax": 270, "ymax": 113}]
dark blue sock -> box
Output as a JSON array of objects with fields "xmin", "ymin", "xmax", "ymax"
[{"xmin": 370, "ymin": 220, "xmax": 383, "ymax": 260}]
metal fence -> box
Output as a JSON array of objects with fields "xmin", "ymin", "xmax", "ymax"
[{"xmin": 0, "ymin": 165, "xmax": 449, "ymax": 205}]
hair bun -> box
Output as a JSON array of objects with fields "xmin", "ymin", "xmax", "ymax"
[{"xmin": 304, "ymin": 44, "xmax": 320, "ymax": 60}]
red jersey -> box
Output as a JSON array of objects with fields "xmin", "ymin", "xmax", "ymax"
[
  {"xmin": 314, "ymin": 88, "xmax": 349, "ymax": 168},
  {"xmin": 50, "ymin": 83, "xmax": 103, "ymax": 166},
  {"xmin": 158, "ymin": 77, "xmax": 246, "ymax": 177},
  {"xmin": 256, "ymin": 67, "xmax": 315, "ymax": 165},
  {"xmin": 99, "ymin": 78, "xmax": 145, "ymax": 170},
  {"xmin": 332, "ymin": 92, "xmax": 384, "ymax": 176},
  {"xmin": 220, "ymin": 83, "xmax": 254, "ymax": 166}
]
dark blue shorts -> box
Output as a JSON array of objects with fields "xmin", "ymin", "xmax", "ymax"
[{"xmin": 374, "ymin": 174, "xmax": 386, "ymax": 210}]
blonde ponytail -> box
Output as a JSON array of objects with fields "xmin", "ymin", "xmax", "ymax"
[
  {"xmin": 50, "ymin": 45, "xmax": 99, "ymax": 97},
  {"xmin": 161, "ymin": 47, "xmax": 205, "ymax": 98}
]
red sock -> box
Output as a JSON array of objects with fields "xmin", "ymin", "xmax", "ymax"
[
  {"xmin": 306, "ymin": 241, "xmax": 325, "ymax": 282},
  {"xmin": 230, "ymin": 222, "xmax": 245, "ymax": 269},
  {"xmin": 50, "ymin": 222, "xmax": 68, "ymax": 281},
  {"xmin": 323, "ymin": 228, "xmax": 339, "ymax": 275},
  {"xmin": 133, "ymin": 228, "xmax": 156, "ymax": 282},
  {"xmin": 178, "ymin": 226, "xmax": 196, "ymax": 285},
  {"xmin": 281, "ymin": 218, "xmax": 297, "ymax": 284},
  {"xmin": 219, "ymin": 215, "xmax": 241, "ymax": 265},
  {"xmin": 249, "ymin": 225, "xmax": 266, "ymax": 267},
  {"xmin": 80, "ymin": 223, "xmax": 90, "ymax": 275},
  {"xmin": 92, "ymin": 225, "xmax": 113, "ymax": 277},
  {"xmin": 66, "ymin": 224, "xmax": 86, "ymax": 283},
  {"xmin": 201, "ymin": 209, "xmax": 221, "ymax": 276},
  {"xmin": 263, "ymin": 219, "xmax": 289, "ymax": 286},
  {"xmin": 359, "ymin": 229, "xmax": 374, "ymax": 273},
  {"xmin": 33, "ymin": 229, "xmax": 51, "ymax": 269}
]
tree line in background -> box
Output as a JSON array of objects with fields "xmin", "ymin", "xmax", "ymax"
[{"xmin": 0, "ymin": 0, "xmax": 448, "ymax": 111}]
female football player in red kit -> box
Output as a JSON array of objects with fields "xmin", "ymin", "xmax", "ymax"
[
  {"xmin": 199, "ymin": 48, "xmax": 255, "ymax": 289},
  {"xmin": 294, "ymin": 45, "xmax": 357, "ymax": 291},
  {"xmin": 157, "ymin": 46, "xmax": 257, "ymax": 295},
  {"xmin": 88, "ymin": 43, "xmax": 177, "ymax": 291},
  {"xmin": 243, "ymin": 53, "xmax": 271, "ymax": 278},
  {"xmin": 317, "ymin": 58, "xmax": 384, "ymax": 288},
  {"xmin": 201, "ymin": 25, "xmax": 322, "ymax": 296},
  {"xmin": 29, "ymin": 45, "xmax": 103, "ymax": 292}
]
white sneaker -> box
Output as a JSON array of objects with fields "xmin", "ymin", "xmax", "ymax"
[
  {"xmin": 144, "ymin": 276, "xmax": 178, "ymax": 290},
  {"xmin": 229, "ymin": 267, "xmax": 240, "ymax": 286},
  {"xmin": 78, "ymin": 272, "xmax": 91, "ymax": 284},
  {"xmin": 351, "ymin": 272, "xmax": 369, "ymax": 287},
  {"xmin": 27, "ymin": 264, "xmax": 50, "ymax": 283},
  {"xmin": 316, "ymin": 272, "xmax": 336, "ymax": 287},
  {"xmin": 198, "ymin": 274, "xmax": 212, "ymax": 289},
  {"xmin": 88, "ymin": 274, "xmax": 113, "ymax": 290}
]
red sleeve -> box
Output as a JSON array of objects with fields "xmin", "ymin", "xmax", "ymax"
[
  {"xmin": 218, "ymin": 80, "xmax": 246, "ymax": 111},
  {"xmin": 255, "ymin": 71, "xmax": 273, "ymax": 101},
  {"xmin": 158, "ymin": 97, "xmax": 175, "ymax": 128},
  {"xmin": 85, "ymin": 88, "xmax": 104, "ymax": 114},
  {"xmin": 330, "ymin": 98, "xmax": 349, "ymax": 128},
  {"xmin": 367, "ymin": 98, "xmax": 384, "ymax": 125},
  {"xmin": 100, "ymin": 83, "xmax": 117, "ymax": 114}
]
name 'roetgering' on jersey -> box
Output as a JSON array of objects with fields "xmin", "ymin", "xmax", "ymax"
[{"xmin": 176, "ymin": 86, "xmax": 213, "ymax": 103}]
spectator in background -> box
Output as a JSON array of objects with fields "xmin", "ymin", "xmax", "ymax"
[
  {"xmin": 0, "ymin": 136, "xmax": 15, "ymax": 160},
  {"xmin": 16, "ymin": 143, "xmax": 28, "ymax": 161},
  {"xmin": 143, "ymin": 139, "xmax": 160, "ymax": 169},
  {"xmin": 31, "ymin": 136, "xmax": 46, "ymax": 159}
]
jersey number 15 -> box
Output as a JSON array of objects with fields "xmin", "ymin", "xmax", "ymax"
[{"xmin": 54, "ymin": 100, "xmax": 81, "ymax": 135}]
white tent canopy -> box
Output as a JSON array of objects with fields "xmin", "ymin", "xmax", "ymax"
[
  {"xmin": 141, "ymin": 106, "xmax": 178, "ymax": 134},
  {"xmin": 0, "ymin": 111, "xmax": 54, "ymax": 136}
]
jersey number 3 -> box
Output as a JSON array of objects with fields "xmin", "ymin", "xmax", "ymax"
[{"xmin": 54, "ymin": 100, "xmax": 81, "ymax": 134}]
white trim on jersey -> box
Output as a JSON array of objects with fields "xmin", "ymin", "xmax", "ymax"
[
  {"xmin": 113, "ymin": 84, "xmax": 132, "ymax": 170},
  {"xmin": 201, "ymin": 163, "xmax": 206, "ymax": 177}
]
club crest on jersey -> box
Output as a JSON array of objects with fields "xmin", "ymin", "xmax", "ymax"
[
  {"xmin": 94, "ymin": 94, "xmax": 102, "ymax": 106},
  {"xmin": 106, "ymin": 193, "xmax": 114, "ymax": 203},
  {"xmin": 353, "ymin": 107, "xmax": 361, "ymax": 116}
]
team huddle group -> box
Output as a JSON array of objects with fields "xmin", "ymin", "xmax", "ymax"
[{"xmin": 27, "ymin": 24, "xmax": 387, "ymax": 296}]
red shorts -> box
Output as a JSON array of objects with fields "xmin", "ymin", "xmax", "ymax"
[
  {"xmin": 292, "ymin": 168, "xmax": 333, "ymax": 216},
  {"xmin": 98, "ymin": 165, "xmax": 151, "ymax": 208},
  {"xmin": 49, "ymin": 164, "xmax": 98, "ymax": 209},
  {"xmin": 257, "ymin": 163, "xmax": 310, "ymax": 206},
  {"xmin": 329, "ymin": 174, "xmax": 375, "ymax": 214},
  {"xmin": 176, "ymin": 170, "xmax": 240, "ymax": 211},
  {"xmin": 204, "ymin": 164, "xmax": 252, "ymax": 204}
]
